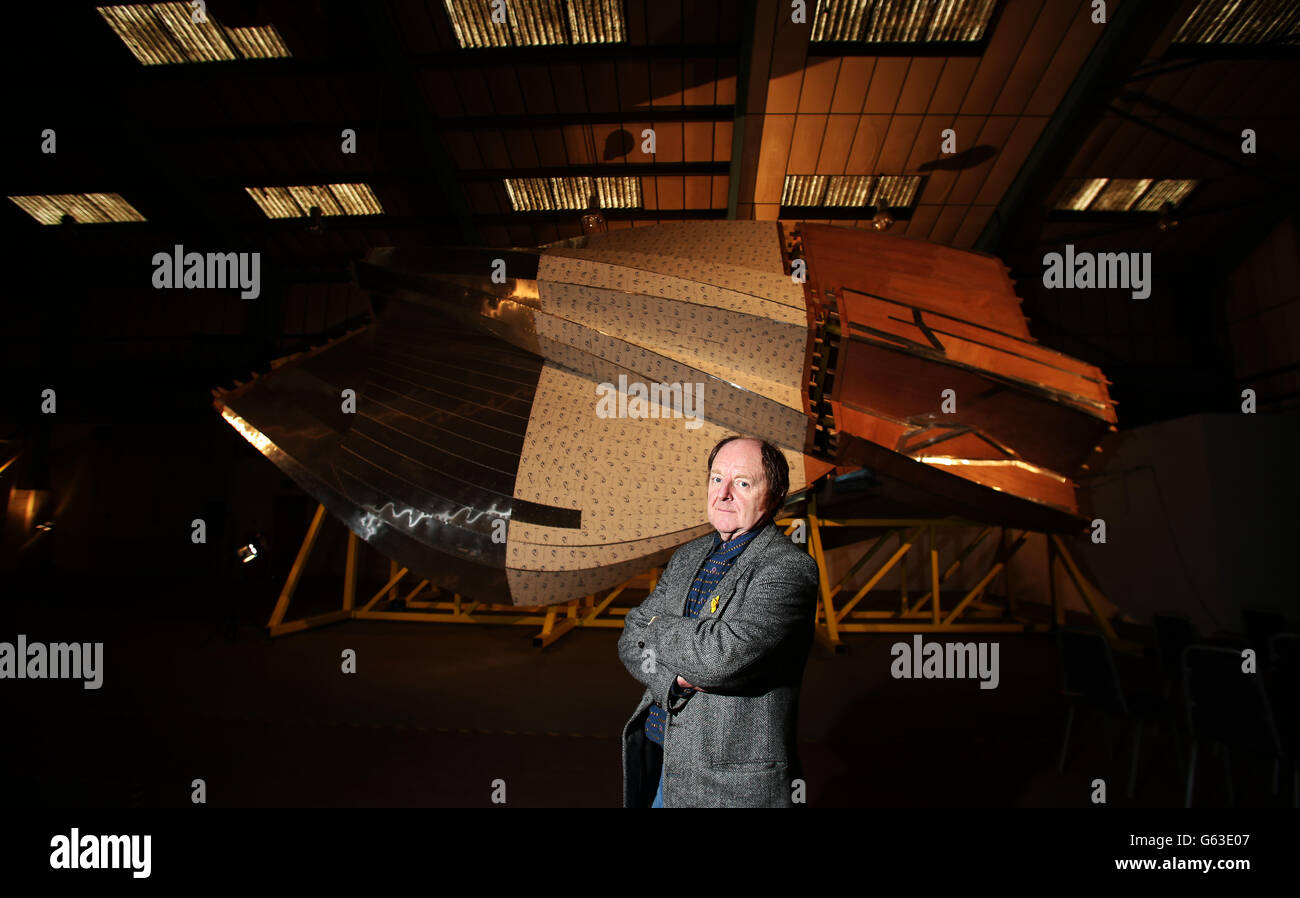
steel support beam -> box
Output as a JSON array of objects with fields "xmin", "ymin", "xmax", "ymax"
[
  {"xmin": 974, "ymin": 0, "xmax": 1186, "ymax": 255},
  {"xmin": 727, "ymin": 0, "xmax": 756, "ymax": 219},
  {"xmin": 366, "ymin": 0, "xmax": 479, "ymax": 244}
]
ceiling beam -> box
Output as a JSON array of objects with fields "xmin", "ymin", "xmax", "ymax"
[
  {"xmin": 727, "ymin": 0, "xmax": 756, "ymax": 220},
  {"xmin": 779, "ymin": 207, "xmax": 916, "ymax": 221},
  {"xmin": 734, "ymin": 0, "xmax": 805, "ymax": 220},
  {"xmin": 7, "ymin": 211, "xmax": 726, "ymax": 241},
  {"xmin": 469, "ymin": 209, "xmax": 724, "ymax": 225},
  {"xmin": 459, "ymin": 163, "xmax": 730, "ymax": 180},
  {"xmin": 362, "ymin": 0, "xmax": 479, "ymax": 244},
  {"xmin": 114, "ymin": 108, "xmax": 737, "ymax": 145},
  {"xmin": 974, "ymin": 0, "xmax": 1187, "ymax": 256},
  {"xmin": 114, "ymin": 44, "xmax": 742, "ymax": 83}
]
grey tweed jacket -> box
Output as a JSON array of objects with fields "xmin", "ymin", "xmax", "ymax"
[{"xmin": 617, "ymin": 520, "xmax": 820, "ymax": 807}]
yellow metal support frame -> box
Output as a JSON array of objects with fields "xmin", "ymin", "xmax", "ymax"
[
  {"xmin": 268, "ymin": 503, "xmax": 1128, "ymax": 652},
  {"xmin": 267, "ymin": 503, "xmax": 654, "ymax": 644},
  {"xmin": 788, "ymin": 497, "xmax": 1126, "ymax": 650}
]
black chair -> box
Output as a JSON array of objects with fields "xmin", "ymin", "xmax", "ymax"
[
  {"xmin": 1268, "ymin": 633, "xmax": 1300, "ymax": 806},
  {"xmin": 1056, "ymin": 628, "xmax": 1161, "ymax": 800},
  {"xmin": 1182, "ymin": 643, "xmax": 1286, "ymax": 807}
]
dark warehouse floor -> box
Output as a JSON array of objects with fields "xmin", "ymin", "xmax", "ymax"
[{"xmin": 2, "ymin": 570, "xmax": 1293, "ymax": 809}]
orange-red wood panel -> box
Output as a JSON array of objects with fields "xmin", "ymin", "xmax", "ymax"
[
  {"xmin": 799, "ymin": 224, "xmax": 1030, "ymax": 337},
  {"xmin": 831, "ymin": 403, "xmax": 1080, "ymax": 516},
  {"xmin": 837, "ymin": 297, "xmax": 1112, "ymax": 409},
  {"xmin": 833, "ymin": 339, "xmax": 1110, "ymax": 476}
]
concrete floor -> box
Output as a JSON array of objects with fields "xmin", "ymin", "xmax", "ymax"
[{"xmin": 2, "ymin": 570, "xmax": 1291, "ymax": 808}]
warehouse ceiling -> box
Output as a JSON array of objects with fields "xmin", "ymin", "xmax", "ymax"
[{"xmin": 3, "ymin": 0, "xmax": 1298, "ymax": 424}]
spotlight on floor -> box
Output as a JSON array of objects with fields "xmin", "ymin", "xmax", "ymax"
[{"xmin": 871, "ymin": 210, "xmax": 894, "ymax": 231}]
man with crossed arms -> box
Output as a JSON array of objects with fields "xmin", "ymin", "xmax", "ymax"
[{"xmin": 617, "ymin": 435, "xmax": 820, "ymax": 807}]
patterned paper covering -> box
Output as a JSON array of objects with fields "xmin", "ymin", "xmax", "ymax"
[
  {"xmin": 508, "ymin": 363, "xmax": 810, "ymax": 584},
  {"xmin": 535, "ymin": 220, "xmax": 810, "ymax": 430},
  {"xmin": 551, "ymin": 220, "xmax": 795, "ymax": 285},
  {"xmin": 539, "ymin": 251, "xmax": 806, "ymax": 324},
  {"xmin": 535, "ymin": 279, "xmax": 805, "ymax": 410},
  {"xmin": 533, "ymin": 313, "xmax": 810, "ymax": 449},
  {"xmin": 507, "ymin": 218, "xmax": 815, "ymax": 597}
]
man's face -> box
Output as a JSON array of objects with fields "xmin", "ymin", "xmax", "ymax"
[{"xmin": 707, "ymin": 439, "xmax": 770, "ymax": 540}]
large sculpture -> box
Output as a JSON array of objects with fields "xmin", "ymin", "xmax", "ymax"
[{"xmin": 213, "ymin": 221, "xmax": 1116, "ymax": 605}]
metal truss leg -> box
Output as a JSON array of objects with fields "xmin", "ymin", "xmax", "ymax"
[
  {"xmin": 808, "ymin": 499, "xmax": 841, "ymax": 651},
  {"xmin": 268, "ymin": 502, "xmax": 326, "ymax": 629},
  {"xmin": 268, "ymin": 504, "xmax": 352, "ymax": 636}
]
